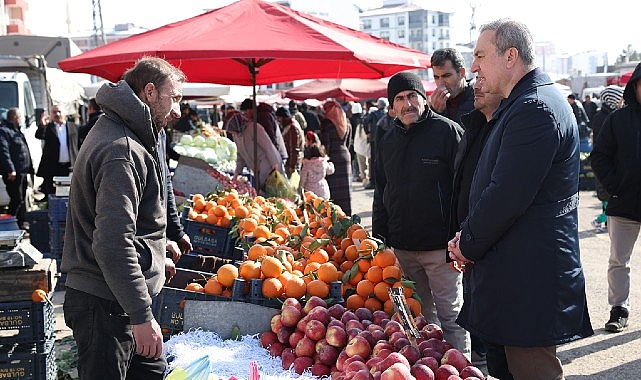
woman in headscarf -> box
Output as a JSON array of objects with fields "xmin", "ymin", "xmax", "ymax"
[
  {"xmin": 226, "ymin": 112, "xmax": 284, "ymax": 193},
  {"xmin": 319, "ymin": 100, "xmax": 352, "ymax": 215}
]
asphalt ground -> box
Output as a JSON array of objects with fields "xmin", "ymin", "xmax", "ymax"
[{"xmin": 51, "ymin": 181, "xmax": 641, "ymax": 379}]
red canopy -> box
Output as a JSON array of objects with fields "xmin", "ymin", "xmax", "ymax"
[
  {"xmin": 58, "ymin": 0, "xmax": 431, "ymax": 85},
  {"xmin": 620, "ymin": 71, "xmax": 633, "ymax": 86},
  {"xmin": 284, "ymin": 79, "xmax": 388, "ymax": 101}
]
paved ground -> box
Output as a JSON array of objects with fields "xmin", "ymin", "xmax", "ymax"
[{"xmin": 52, "ymin": 181, "xmax": 641, "ymax": 379}]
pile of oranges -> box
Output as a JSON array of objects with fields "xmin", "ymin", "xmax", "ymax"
[{"xmin": 182, "ymin": 190, "xmax": 421, "ymax": 316}]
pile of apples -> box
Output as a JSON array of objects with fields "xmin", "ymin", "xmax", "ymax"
[{"xmin": 260, "ymin": 296, "xmax": 485, "ymax": 380}]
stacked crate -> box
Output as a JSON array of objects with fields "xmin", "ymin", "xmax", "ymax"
[{"xmin": 46, "ymin": 196, "xmax": 68, "ymax": 289}]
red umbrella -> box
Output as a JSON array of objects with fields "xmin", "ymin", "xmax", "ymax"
[
  {"xmin": 620, "ymin": 72, "xmax": 633, "ymax": 86},
  {"xmin": 59, "ymin": 0, "xmax": 431, "ymax": 190},
  {"xmin": 284, "ymin": 78, "xmax": 388, "ymax": 101}
]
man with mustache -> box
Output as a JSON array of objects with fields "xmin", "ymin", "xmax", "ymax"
[{"xmin": 372, "ymin": 71, "xmax": 469, "ymax": 356}]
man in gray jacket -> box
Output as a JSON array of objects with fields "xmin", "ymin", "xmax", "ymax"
[{"xmin": 61, "ymin": 57, "xmax": 186, "ymax": 379}]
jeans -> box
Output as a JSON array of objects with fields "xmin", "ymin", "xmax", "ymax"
[{"xmin": 63, "ymin": 288, "xmax": 166, "ymax": 380}]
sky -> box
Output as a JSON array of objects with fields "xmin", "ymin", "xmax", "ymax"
[{"xmin": 25, "ymin": 0, "xmax": 636, "ymax": 65}]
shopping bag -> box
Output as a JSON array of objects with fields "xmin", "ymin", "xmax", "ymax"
[
  {"xmin": 264, "ymin": 169, "xmax": 298, "ymax": 200},
  {"xmin": 289, "ymin": 169, "xmax": 301, "ymax": 190},
  {"xmin": 166, "ymin": 355, "xmax": 210, "ymax": 380}
]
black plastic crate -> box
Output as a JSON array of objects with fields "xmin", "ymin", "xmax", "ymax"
[
  {"xmin": 0, "ymin": 298, "xmax": 55, "ymax": 351},
  {"xmin": 175, "ymin": 248, "xmax": 244, "ymax": 272},
  {"xmin": 24, "ymin": 210, "xmax": 49, "ymax": 254},
  {"xmin": 181, "ymin": 208, "xmax": 236, "ymax": 259},
  {"xmin": 232, "ymin": 279, "xmax": 344, "ymax": 309},
  {"xmin": 152, "ymin": 268, "xmax": 228, "ymax": 340},
  {"xmin": 47, "ymin": 221, "xmax": 65, "ymax": 259},
  {"xmin": 47, "ymin": 196, "xmax": 68, "ymax": 222},
  {"xmin": 0, "ymin": 338, "xmax": 56, "ymax": 379}
]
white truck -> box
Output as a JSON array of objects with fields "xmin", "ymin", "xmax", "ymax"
[{"xmin": 0, "ymin": 36, "xmax": 89, "ymax": 207}]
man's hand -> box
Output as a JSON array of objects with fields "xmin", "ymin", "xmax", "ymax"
[
  {"xmin": 5, "ymin": 172, "xmax": 16, "ymax": 181},
  {"xmin": 176, "ymin": 234, "xmax": 192, "ymax": 255},
  {"xmin": 429, "ymin": 86, "xmax": 450, "ymax": 113},
  {"xmin": 132, "ymin": 319, "xmax": 164, "ymax": 359},
  {"xmin": 165, "ymin": 257, "xmax": 177, "ymax": 284},
  {"xmin": 166, "ymin": 240, "xmax": 182, "ymax": 263},
  {"xmin": 448, "ymin": 231, "xmax": 472, "ymax": 268}
]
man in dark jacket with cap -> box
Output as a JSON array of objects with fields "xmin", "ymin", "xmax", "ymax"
[
  {"xmin": 591, "ymin": 61, "xmax": 641, "ymax": 334},
  {"xmin": 448, "ymin": 19, "xmax": 593, "ymax": 379},
  {"xmin": 372, "ymin": 71, "xmax": 469, "ymax": 356}
]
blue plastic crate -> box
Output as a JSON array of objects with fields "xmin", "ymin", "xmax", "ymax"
[
  {"xmin": 47, "ymin": 195, "xmax": 68, "ymax": 222},
  {"xmin": 0, "ymin": 297, "xmax": 55, "ymax": 351},
  {"xmin": 180, "ymin": 208, "xmax": 236, "ymax": 259},
  {"xmin": 24, "ymin": 210, "xmax": 49, "ymax": 253},
  {"xmin": 48, "ymin": 221, "xmax": 65, "ymax": 258},
  {"xmin": 231, "ymin": 279, "xmax": 344, "ymax": 309},
  {"xmin": 0, "ymin": 339, "xmax": 56, "ymax": 379}
]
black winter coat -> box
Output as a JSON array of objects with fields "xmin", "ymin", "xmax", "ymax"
[
  {"xmin": 457, "ymin": 68, "xmax": 593, "ymax": 347},
  {"xmin": 372, "ymin": 108, "xmax": 462, "ymax": 251},
  {"xmin": 35, "ymin": 121, "xmax": 80, "ymax": 178},
  {"xmin": 0, "ymin": 121, "xmax": 33, "ymax": 175}
]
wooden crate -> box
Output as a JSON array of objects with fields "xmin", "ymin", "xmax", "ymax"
[{"xmin": 0, "ymin": 259, "xmax": 57, "ymax": 302}]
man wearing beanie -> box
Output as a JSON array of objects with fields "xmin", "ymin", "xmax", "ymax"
[
  {"xmin": 591, "ymin": 62, "xmax": 641, "ymax": 334},
  {"xmin": 372, "ymin": 71, "xmax": 469, "ymax": 356}
]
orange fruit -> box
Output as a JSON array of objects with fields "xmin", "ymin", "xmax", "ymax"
[
  {"xmin": 303, "ymin": 261, "xmax": 321, "ymax": 275},
  {"xmin": 344, "ymin": 245, "xmax": 359, "ymax": 261},
  {"xmin": 261, "ymin": 256, "xmax": 284, "ymax": 278},
  {"xmin": 239, "ymin": 260, "xmax": 262, "ymax": 280},
  {"xmin": 382, "ymin": 266, "xmax": 401, "ymax": 283},
  {"xmin": 351, "ymin": 228, "xmax": 369, "ymax": 241},
  {"xmin": 242, "ymin": 218, "xmax": 258, "ymax": 233},
  {"xmin": 373, "ymin": 248, "xmax": 396, "ymax": 268},
  {"xmin": 193, "ymin": 198, "xmax": 207, "ymax": 213},
  {"xmin": 254, "ymin": 225, "xmax": 271, "ymax": 240},
  {"xmin": 357, "ymin": 258, "xmax": 371, "ymax": 273},
  {"xmin": 340, "ymin": 238, "xmax": 354, "ymax": 251},
  {"xmin": 195, "ymin": 213, "xmax": 208, "ymax": 223},
  {"xmin": 345, "ymin": 294, "xmax": 365, "ymax": 310},
  {"xmin": 204, "ymin": 200, "xmax": 217, "ymax": 212},
  {"xmin": 285, "ymin": 275, "xmax": 307, "ymax": 298},
  {"xmin": 339, "ymin": 260, "xmax": 355, "ymax": 273},
  {"xmin": 188, "ymin": 209, "xmax": 198, "ymax": 220},
  {"xmin": 359, "ymin": 238, "xmax": 378, "ymax": 254},
  {"xmin": 306, "ymin": 279, "xmax": 330, "ymax": 298},
  {"xmin": 308, "ymin": 248, "xmax": 329, "ymax": 264},
  {"xmin": 206, "ymin": 213, "xmax": 218, "ymax": 225},
  {"xmin": 217, "ymin": 264, "xmax": 239, "ymax": 288},
  {"xmin": 374, "ymin": 281, "xmax": 391, "ymax": 302},
  {"xmin": 365, "ymin": 265, "xmax": 383, "ymax": 283},
  {"xmin": 221, "ymin": 288, "xmax": 232, "ymax": 298},
  {"xmin": 185, "ymin": 282, "xmax": 204, "ymax": 292},
  {"xmin": 235, "ymin": 205, "xmax": 249, "ymax": 219},
  {"xmin": 204, "ymin": 278, "xmax": 223, "ymax": 295},
  {"xmin": 191, "ymin": 193, "xmax": 205, "ymax": 203},
  {"xmin": 278, "ymin": 271, "xmax": 293, "ymax": 291},
  {"xmin": 31, "ymin": 289, "xmax": 48, "ymax": 303},
  {"xmin": 213, "ymin": 204, "xmax": 227, "ymax": 217},
  {"xmin": 218, "ymin": 214, "xmax": 233, "ymax": 228},
  {"xmin": 383, "ymin": 299, "xmax": 394, "ymax": 314},
  {"xmin": 392, "ymin": 281, "xmax": 413, "ymax": 299},
  {"xmin": 262, "ymin": 278, "xmax": 284, "ymax": 298},
  {"xmin": 363, "ymin": 297, "xmax": 383, "ymax": 313},
  {"xmin": 347, "ymin": 223, "xmax": 365, "ymax": 239},
  {"xmin": 356, "ymin": 279, "xmax": 375, "ymax": 298},
  {"xmin": 348, "ymin": 271, "xmax": 363, "ymax": 286},
  {"xmin": 316, "ymin": 262, "xmax": 339, "ymax": 283},
  {"xmin": 247, "ymin": 244, "xmax": 267, "ymax": 260},
  {"xmin": 406, "ymin": 297, "xmax": 422, "ymax": 317}
]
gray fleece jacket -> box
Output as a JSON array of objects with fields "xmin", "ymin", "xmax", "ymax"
[{"xmin": 61, "ymin": 80, "xmax": 167, "ymax": 325}]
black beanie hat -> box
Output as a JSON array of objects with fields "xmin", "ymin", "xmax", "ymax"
[{"xmin": 387, "ymin": 71, "xmax": 426, "ymax": 105}]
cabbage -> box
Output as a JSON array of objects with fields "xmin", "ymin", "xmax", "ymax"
[
  {"xmin": 173, "ymin": 145, "xmax": 187, "ymax": 156},
  {"xmin": 179, "ymin": 134, "xmax": 193, "ymax": 145},
  {"xmin": 206, "ymin": 136, "xmax": 219, "ymax": 148},
  {"xmin": 203, "ymin": 148, "xmax": 218, "ymax": 164},
  {"xmin": 193, "ymin": 135, "xmax": 206, "ymax": 147}
]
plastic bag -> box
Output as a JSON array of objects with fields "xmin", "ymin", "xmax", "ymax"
[
  {"xmin": 264, "ymin": 169, "xmax": 298, "ymax": 200},
  {"xmin": 289, "ymin": 169, "xmax": 301, "ymax": 190},
  {"xmin": 166, "ymin": 355, "xmax": 210, "ymax": 380}
]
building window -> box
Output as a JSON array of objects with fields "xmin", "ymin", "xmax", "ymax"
[
  {"xmin": 397, "ymin": 16, "xmax": 405, "ymax": 26},
  {"xmin": 362, "ymin": 19, "xmax": 371, "ymax": 30},
  {"xmin": 380, "ymin": 31, "xmax": 390, "ymax": 40},
  {"xmin": 380, "ymin": 17, "xmax": 389, "ymax": 28},
  {"xmin": 398, "ymin": 29, "xmax": 405, "ymax": 38}
]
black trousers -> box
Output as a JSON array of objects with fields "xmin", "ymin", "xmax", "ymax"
[
  {"xmin": 41, "ymin": 162, "xmax": 71, "ymax": 195},
  {"xmin": 485, "ymin": 341, "xmax": 515, "ymax": 380},
  {"xmin": 3, "ymin": 173, "xmax": 28, "ymax": 226},
  {"xmin": 63, "ymin": 288, "xmax": 166, "ymax": 380}
]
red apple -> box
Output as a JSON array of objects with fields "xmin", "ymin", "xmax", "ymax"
[
  {"xmin": 297, "ymin": 314, "xmax": 311, "ymax": 332},
  {"xmin": 419, "ymin": 338, "xmax": 446, "ymax": 355},
  {"xmin": 383, "ymin": 320, "xmax": 404, "ymax": 338},
  {"xmin": 415, "ymin": 357, "xmax": 439, "ymax": 373},
  {"xmin": 281, "ymin": 348, "xmax": 296, "ymax": 370},
  {"xmin": 398, "ymin": 344, "xmax": 421, "ymax": 365},
  {"xmin": 434, "ymin": 364, "xmax": 458, "ymax": 380},
  {"xmin": 271, "ymin": 314, "xmax": 283, "ymax": 334},
  {"xmin": 326, "ymin": 325, "xmax": 348, "ymax": 348},
  {"xmin": 414, "ymin": 315, "xmax": 428, "ymax": 330},
  {"xmin": 352, "ymin": 368, "xmax": 373, "ymax": 380},
  {"xmin": 311, "ymin": 363, "xmax": 332, "ymax": 377},
  {"xmin": 306, "ymin": 319, "xmax": 327, "ymax": 341},
  {"xmin": 372, "ymin": 341, "xmax": 393, "ymax": 357},
  {"xmin": 381, "ymin": 362, "xmax": 413, "ymax": 380},
  {"xmin": 362, "ymin": 319, "xmax": 373, "ymax": 329},
  {"xmin": 260, "ymin": 331, "xmax": 278, "ymax": 348},
  {"xmin": 288, "ymin": 330, "xmax": 305, "ymax": 348},
  {"xmin": 346, "ymin": 319, "xmax": 365, "ymax": 331},
  {"xmin": 308, "ymin": 305, "xmax": 332, "ymax": 326},
  {"xmin": 446, "ymin": 376, "xmax": 462, "ymax": 380},
  {"xmin": 357, "ymin": 330, "xmax": 376, "ymax": 348},
  {"xmin": 411, "ymin": 364, "xmax": 435, "ymax": 380},
  {"xmin": 374, "ymin": 352, "xmax": 410, "ymax": 373},
  {"xmin": 388, "ymin": 331, "xmax": 407, "ymax": 346},
  {"xmin": 328, "ymin": 319, "xmax": 346, "ymax": 329},
  {"xmin": 372, "ymin": 310, "xmax": 390, "ymax": 325},
  {"xmin": 393, "ymin": 337, "xmax": 411, "ymax": 352},
  {"xmin": 355, "ymin": 307, "xmax": 374, "ymax": 322},
  {"xmin": 295, "ymin": 336, "xmax": 316, "ymax": 358},
  {"xmin": 281, "ymin": 305, "xmax": 303, "ymax": 327},
  {"xmin": 347, "ymin": 327, "xmax": 363, "ymax": 341},
  {"xmin": 371, "ymin": 329, "xmax": 386, "ymax": 342},
  {"xmin": 341, "ymin": 310, "xmax": 359, "ymax": 324},
  {"xmin": 318, "ymin": 344, "xmax": 340, "ymax": 366},
  {"xmin": 282, "ymin": 297, "xmax": 303, "ymax": 312},
  {"xmin": 421, "ymin": 323, "xmax": 444, "ymax": 341},
  {"xmin": 372, "ymin": 371, "xmax": 381, "ymax": 380},
  {"xmin": 441, "ymin": 348, "xmax": 471, "ymax": 372},
  {"xmin": 277, "ymin": 326, "xmax": 294, "ymax": 344},
  {"xmin": 316, "ymin": 338, "xmax": 329, "ymax": 353},
  {"xmin": 345, "ymin": 360, "xmax": 369, "ymax": 375},
  {"xmin": 303, "ymin": 296, "xmax": 327, "ymax": 314},
  {"xmin": 336, "ymin": 349, "xmax": 350, "ymax": 372},
  {"xmin": 422, "ymin": 348, "xmax": 443, "ymax": 363},
  {"xmin": 345, "ymin": 335, "xmax": 372, "ymax": 358},
  {"xmin": 379, "ymin": 318, "xmax": 391, "ymax": 328},
  {"xmin": 328, "ymin": 303, "xmax": 347, "ymax": 319},
  {"xmin": 293, "ymin": 356, "xmax": 314, "ymax": 375},
  {"xmin": 269, "ymin": 341, "xmax": 285, "ymax": 357},
  {"xmin": 366, "ymin": 355, "xmax": 382, "ymax": 369},
  {"xmin": 458, "ymin": 365, "xmax": 485, "ymax": 380}
]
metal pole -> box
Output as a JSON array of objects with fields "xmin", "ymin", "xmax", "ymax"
[{"xmin": 251, "ymin": 59, "xmax": 259, "ymax": 191}]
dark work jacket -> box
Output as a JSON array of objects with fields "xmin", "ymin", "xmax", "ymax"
[
  {"xmin": 437, "ymin": 83, "xmax": 475, "ymax": 127},
  {"xmin": 372, "ymin": 108, "xmax": 463, "ymax": 250},
  {"xmin": 590, "ymin": 62, "xmax": 641, "ymax": 222},
  {"xmin": 78, "ymin": 110, "xmax": 103, "ymax": 148},
  {"xmin": 457, "ymin": 68, "xmax": 593, "ymax": 347},
  {"xmin": 0, "ymin": 121, "xmax": 34, "ymax": 175},
  {"xmin": 35, "ymin": 121, "xmax": 80, "ymax": 178}
]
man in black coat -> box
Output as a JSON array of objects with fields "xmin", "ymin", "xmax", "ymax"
[
  {"xmin": 0, "ymin": 108, "xmax": 34, "ymax": 228},
  {"xmin": 78, "ymin": 98, "xmax": 103, "ymax": 147},
  {"xmin": 430, "ymin": 48, "xmax": 476, "ymax": 127},
  {"xmin": 36, "ymin": 105, "xmax": 79, "ymax": 196}
]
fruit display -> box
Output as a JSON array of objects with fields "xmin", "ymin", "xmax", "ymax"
[
  {"xmin": 260, "ymin": 296, "xmax": 485, "ymax": 380},
  {"xmin": 174, "ymin": 131, "xmax": 237, "ymax": 172}
]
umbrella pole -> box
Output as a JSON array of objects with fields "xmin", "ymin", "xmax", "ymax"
[{"xmin": 251, "ymin": 60, "xmax": 259, "ymax": 191}]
